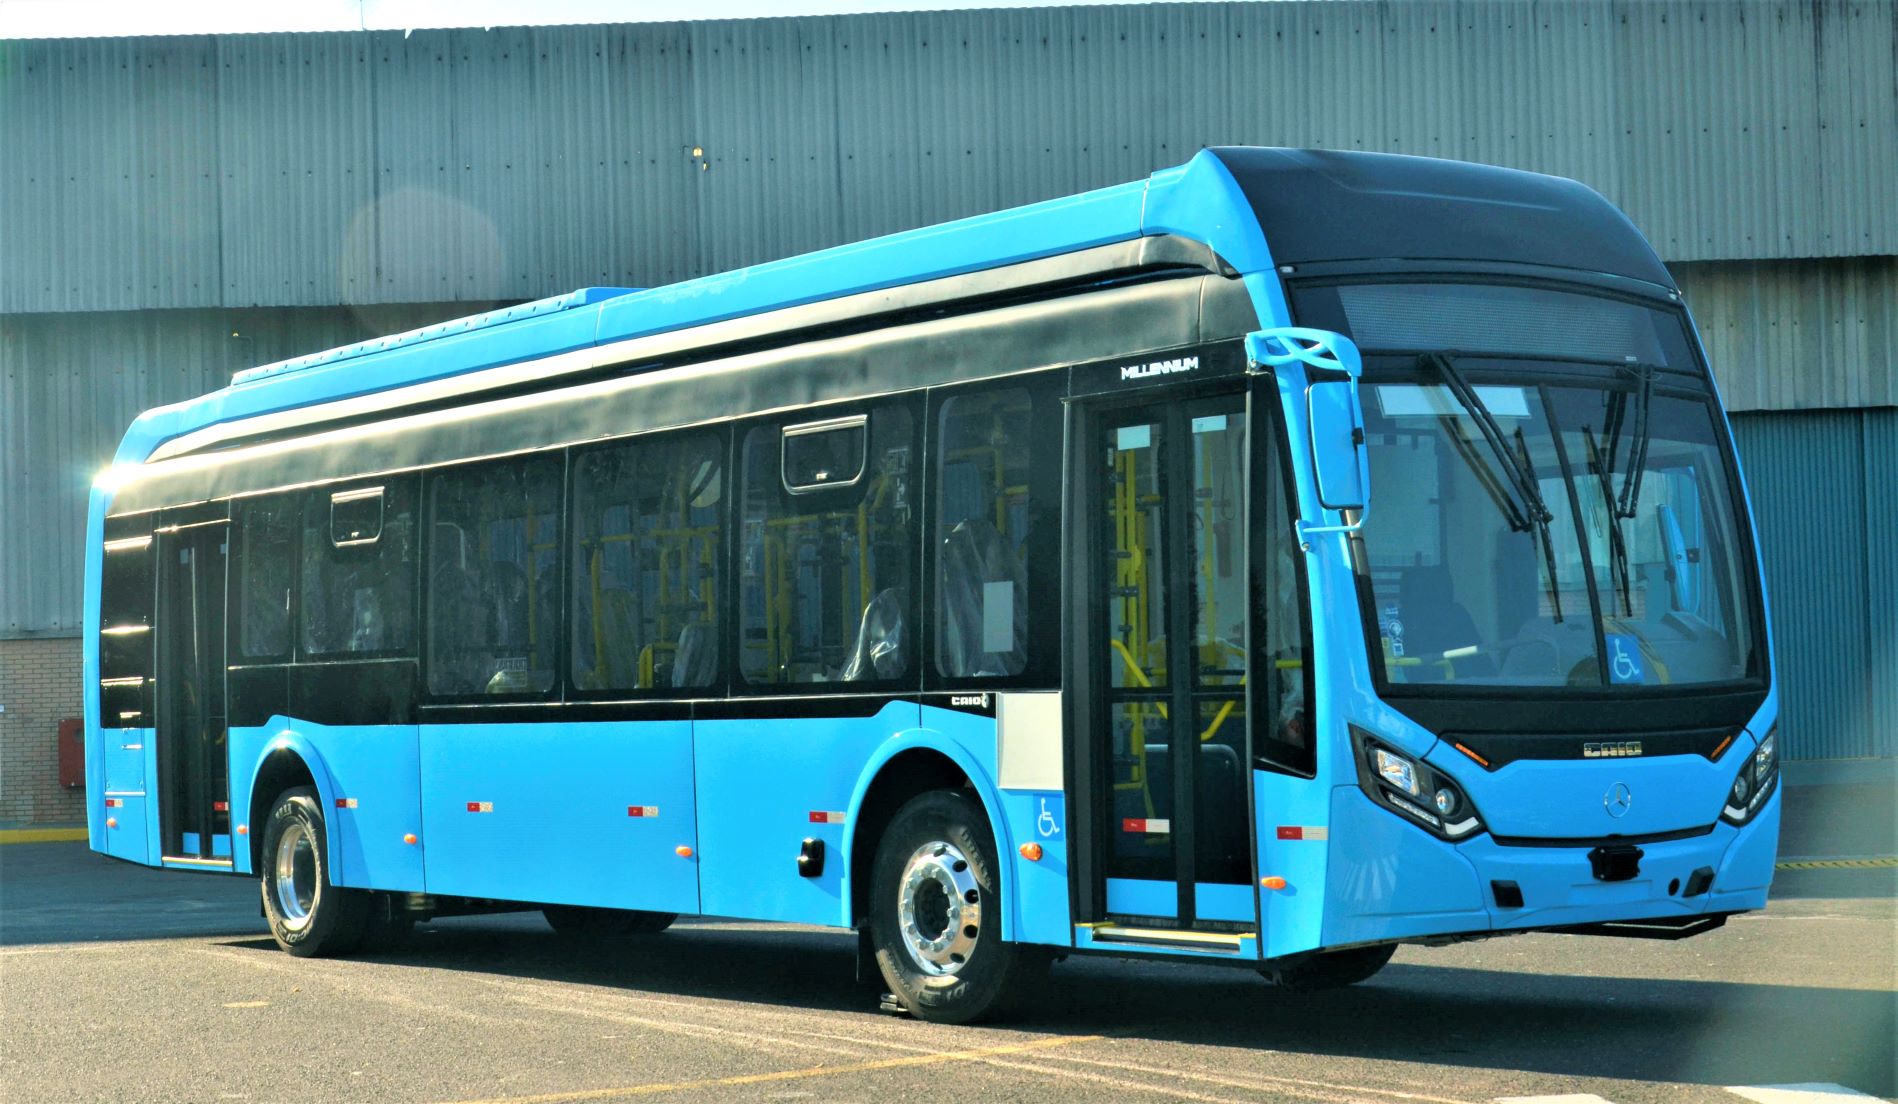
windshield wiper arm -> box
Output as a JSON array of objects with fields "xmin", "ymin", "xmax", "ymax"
[
  {"xmin": 1613, "ymin": 363, "xmax": 1657, "ymax": 519},
  {"xmin": 1421, "ymin": 352, "xmax": 1563, "ymax": 624},
  {"xmin": 1421, "ymin": 353, "xmax": 1554, "ymax": 525},
  {"xmin": 1584, "ymin": 425, "xmax": 1633, "ymax": 617}
]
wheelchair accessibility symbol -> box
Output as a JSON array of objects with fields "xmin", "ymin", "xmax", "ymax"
[
  {"xmin": 1605, "ymin": 633, "xmax": 1645, "ymax": 685},
  {"xmin": 1036, "ymin": 796, "xmax": 1063, "ymax": 840}
]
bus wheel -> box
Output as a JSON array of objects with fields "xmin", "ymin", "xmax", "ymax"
[
  {"xmin": 542, "ymin": 906, "xmax": 676, "ymax": 937},
  {"xmin": 259, "ymin": 787, "xmax": 367, "ymax": 957},
  {"xmin": 1259, "ymin": 943, "xmax": 1396, "ymax": 992},
  {"xmin": 870, "ymin": 790, "xmax": 1027, "ymax": 1024}
]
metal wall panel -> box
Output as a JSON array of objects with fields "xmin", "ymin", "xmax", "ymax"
[
  {"xmin": 1678, "ymin": 257, "xmax": 1898, "ymax": 412},
  {"xmin": 0, "ymin": 304, "xmax": 480, "ymax": 636},
  {"xmin": 4, "ymin": 1, "xmax": 1894, "ymax": 315},
  {"xmin": 1729, "ymin": 409, "xmax": 1898, "ymax": 761}
]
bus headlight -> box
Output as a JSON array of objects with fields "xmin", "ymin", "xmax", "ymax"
[
  {"xmin": 1722, "ymin": 725, "xmax": 1778, "ymax": 827},
  {"xmin": 1352, "ymin": 727, "xmax": 1485, "ymax": 841}
]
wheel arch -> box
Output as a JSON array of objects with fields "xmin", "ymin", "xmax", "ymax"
[
  {"xmin": 843, "ymin": 735, "xmax": 1014, "ymax": 937},
  {"xmin": 242, "ymin": 734, "xmax": 340, "ymax": 876}
]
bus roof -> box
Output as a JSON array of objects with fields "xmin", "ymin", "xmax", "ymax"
[{"xmin": 109, "ymin": 146, "xmax": 1668, "ymax": 470}]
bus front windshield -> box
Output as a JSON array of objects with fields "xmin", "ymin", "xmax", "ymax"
[{"xmin": 1314, "ymin": 283, "xmax": 1764, "ymax": 692}]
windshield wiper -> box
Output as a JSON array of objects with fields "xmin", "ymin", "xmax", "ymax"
[
  {"xmin": 1604, "ymin": 362, "xmax": 1657, "ymax": 519},
  {"xmin": 1583, "ymin": 426, "xmax": 1633, "ymax": 617},
  {"xmin": 1419, "ymin": 352, "xmax": 1563, "ymax": 624}
]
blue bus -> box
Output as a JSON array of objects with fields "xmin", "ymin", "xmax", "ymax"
[{"xmin": 84, "ymin": 148, "xmax": 1778, "ymax": 1023}]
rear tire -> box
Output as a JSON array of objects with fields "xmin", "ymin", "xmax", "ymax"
[
  {"xmin": 259, "ymin": 787, "xmax": 367, "ymax": 957},
  {"xmin": 869, "ymin": 790, "xmax": 1031, "ymax": 1024},
  {"xmin": 1259, "ymin": 943, "xmax": 1396, "ymax": 992},
  {"xmin": 542, "ymin": 905, "xmax": 676, "ymax": 937}
]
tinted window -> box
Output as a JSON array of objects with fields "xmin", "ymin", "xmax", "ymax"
[
  {"xmin": 740, "ymin": 407, "xmax": 914, "ymax": 685},
  {"xmin": 572, "ymin": 433, "xmax": 724, "ymax": 692},
  {"xmin": 428, "ymin": 457, "xmax": 562, "ymax": 696},
  {"xmin": 236, "ymin": 496, "xmax": 297, "ymax": 660},
  {"xmin": 783, "ymin": 417, "xmax": 867, "ymax": 491},
  {"xmin": 934, "ymin": 389, "xmax": 1033, "ymax": 678},
  {"xmin": 299, "ymin": 481, "xmax": 417, "ymax": 657}
]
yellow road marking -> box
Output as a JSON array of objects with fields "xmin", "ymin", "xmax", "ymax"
[
  {"xmin": 0, "ymin": 828, "xmax": 88, "ymax": 844},
  {"xmin": 1776, "ymin": 857, "xmax": 1898, "ymax": 870},
  {"xmin": 434, "ymin": 1034, "xmax": 1102, "ymax": 1104}
]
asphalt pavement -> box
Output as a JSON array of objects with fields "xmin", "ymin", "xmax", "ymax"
[{"xmin": 3, "ymin": 767, "xmax": 1894, "ymax": 1104}]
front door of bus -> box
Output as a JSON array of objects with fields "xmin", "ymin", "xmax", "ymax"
[
  {"xmin": 1085, "ymin": 391, "xmax": 1254, "ymax": 929},
  {"xmin": 155, "ymin": 520, "xmax": 233, "ymax": 866}
]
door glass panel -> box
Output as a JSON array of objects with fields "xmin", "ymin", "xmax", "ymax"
[
  {"xmin": 1104, "ymin": 417, "xmax": 1172, "ymax": 882},
  {"xmin": 157, "ymin": 528, "xmax": 229, "ymax": 859},
  {"xmin": 1187, "ymin": 410, "xmax": 1249, "ymax": 885}
]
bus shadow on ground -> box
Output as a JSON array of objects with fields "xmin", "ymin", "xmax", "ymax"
[{"xmin": 215, "ymin": 915, "xmax": 1896, "ymax": 1098}]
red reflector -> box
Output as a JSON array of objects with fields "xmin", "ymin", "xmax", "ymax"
[
  {"xmin": 808, "ymin": 811, "xmax": 845, "ymax": 824},
  {"xmin": 1121, "ymin": 818, "xmax": 1170, "ymax": 834},
  {"xmin": 1277, "ymin": 826, "xmax": 1303, "ymax": 840},
  {"xmin": 627, "ymin": 805, "xmax": 658, "ymax": 818},
  {"xmin": 104, "ymin": 798, "xmax": 123, "ymax": 808},
  {"xmin": 334, "ymin": 798, "xmax": 358, "ymax": 809},
  {"xmin": 212, "ymin": 801, "xmax": 229, "ymax": 812},
  {"xmin": 466, "ymin": 801, "xmax": 492, "ymax": 813}
]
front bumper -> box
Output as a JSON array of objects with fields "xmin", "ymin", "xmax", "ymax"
[{"xmin": 1320, "ymin": 783, "xmax": 1780, "ymax": 948}]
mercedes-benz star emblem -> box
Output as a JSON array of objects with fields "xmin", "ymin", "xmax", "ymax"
[{"xmin": 1604, "ymin": 782, "xmax": 1634, "ymax": 818}]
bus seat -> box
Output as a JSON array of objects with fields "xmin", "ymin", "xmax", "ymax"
[
  {"xmin": 938, "ymin": 519, "xmax": 1027, "ymax": 678},
  {"xmin": 597, "ymin": 587, "xmax": 639, "ymax": 688},
  {"xmin": 839, "ymin": 588, "xmax": 905, "ymax": 682},
  {"xmin": 672, "ymin": 622, "xmax": 717, "ymax": 689},
  {"xmin": 1397, "ymin": 565, "xmax": 1494, "ymax": 680}
]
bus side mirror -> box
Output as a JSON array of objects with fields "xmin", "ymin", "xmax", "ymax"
[{"xmin": 1247, "ymin": 328, "xmax": 1370, "ymax": 520}]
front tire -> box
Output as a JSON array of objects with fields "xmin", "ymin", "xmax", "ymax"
[
  {"xmin": 259, "ymin": 787, "xmax": 367, "ymax": 957},
  {"xmin": 1259, "ymin": 943, "xmax": 1396, "ymax": 992},
  {"xmin": 869, "ymin": 790, "xmax": 1030, "ymax": 1024}
]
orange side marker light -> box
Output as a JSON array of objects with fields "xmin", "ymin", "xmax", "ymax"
[
  {"xmin": 676, "ymin": 845, "xmax": 694, "ymax": 859},
  {"xmin": 1261, "ymin": 876, "xmax": 1288, "ymax": 891},
  {"xmin": 1453, "ymin": 742, "xmax": 1491, "ymax": 768},
  {"xmin": 236, "ymin": 824, "xmax": 248, "ymax": 836},
  {"xmin": 1019, "ymin": 843, "xmax": 1043, "ymax": 862},
  {"xmin": 106, "ymin": 817, "xmax": 118, "ymax": 829},
  {"xmin": 402, "ymin": 833, "xmax": 418, "ymax": 846}
]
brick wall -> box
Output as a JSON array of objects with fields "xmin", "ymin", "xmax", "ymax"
[{"xmin": 0, "ymin": 636, "xmax": 86, "ymax": 823}]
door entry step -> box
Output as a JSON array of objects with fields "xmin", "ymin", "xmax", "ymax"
[
  {"xmin": 1082, "ymin": 924, "xmax": 1254, "ymax": 953},
  {"xmin": 160, "ymin": 855, "xmax": 233, "ymax": 869}
]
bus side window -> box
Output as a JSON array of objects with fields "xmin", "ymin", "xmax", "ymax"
[
  {"xmin": 570, "ymin": 432, "xmax": 725, "ymax": 693},
  {"xmin": 236, "ymin": 494, "xmax": 298, "ymax": 661},
  {"xmin": 933, "ymin": 387, "xmax": 1032, "ymax": 679},
  {"xmin": 739, "ymin": 406, "xmax": 915, "ymax": 686},
  {"xmin": 299, "ymin": 481, "xmax": 417, "ymax": 658},
  {"xmin": 426, "ymin": 457, "xmax": 563, "ymax": 697}
]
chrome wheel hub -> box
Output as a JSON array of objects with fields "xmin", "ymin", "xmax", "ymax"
[
  {"xmin": 273, "ymin": 820, "xmax": 319, "ymax": 931},
  {"xmin": 897, "ymin": 841, "xmax": 981, "ymax": 976}
]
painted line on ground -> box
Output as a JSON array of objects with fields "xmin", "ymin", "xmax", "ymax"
[
  {"xmin": 1725, "ymin": 1086, "xmax": 1881, "ymax": 1102},
  {"xmin": 431, "ymin": 1034, "xmax": 1102, "ymax": 1104},
  {"xmin": 1774, "ymin": 857, "xmax": 1898, "ymax": 870},
  {"xmin": 0, "ymin": 828, "xmax": 88, "ymax": 844},
  {"xmin": 1493, "ymin": 1095, "xmax": 1615, "ymax": 1104}
]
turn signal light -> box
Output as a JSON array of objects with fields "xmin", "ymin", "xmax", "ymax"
[
  {"xmin": 1019, "ymin": 843, "xmax": 1043, "ymax": 862},
  {"xmin": 1260, "ymin": 876, "xmax": 1288, "ymax": 891},
  {"xmin": 676, "ymin": 845, "xmax": 694, "ymax": 858}
]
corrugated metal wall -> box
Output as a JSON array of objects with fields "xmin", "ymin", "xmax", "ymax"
[
  {"xmin": 3, "ymin": 0, "xmax": 1893, "ymax": 314},
  {"xmin": 1730, "ymin": 408, "xmax": 1898, "ymax": 760},
  {"xmin": 0, "ymin": 304, "xmax": 485, "ymax": 635},
  {"xmin": 1678, "ymin": 258, "xmax": 1898, "ymax": 413}
]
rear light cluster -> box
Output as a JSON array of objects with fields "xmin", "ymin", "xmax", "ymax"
[
  {"xmin": 1351, "ymin": 726, "xmax": 1485, "ymax": 841},
  {"xmin": 1720, "ymin": 726, "xmax": 1778, "ymax": 826}
]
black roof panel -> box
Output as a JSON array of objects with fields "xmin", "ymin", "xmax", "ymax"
[{"xmin": 1209, "ymin": 147, "xmax": 1674, "ymax": 289}]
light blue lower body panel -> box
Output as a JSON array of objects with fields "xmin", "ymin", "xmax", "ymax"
[
  {"xmin": 695, "ymin": 701, "xmax": 919, "ymax": 927},
  {"xmin": 1322, "ymin": 786, "xmax": 1490, "ymax": 947},
  {"xmin": 997, "ymin": 789, "xmax": 1071, "ymax": 947},
  {"xmin": 419, "ymin": 720, "xmax": 699, "ymax": 913},
  {"xmin": 100, "ymin": 728, "xmax": 152, "ymax": 865},
  {"xmin": 315, "ymin": 722, "xmax": 424, "ymax": 892}
]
